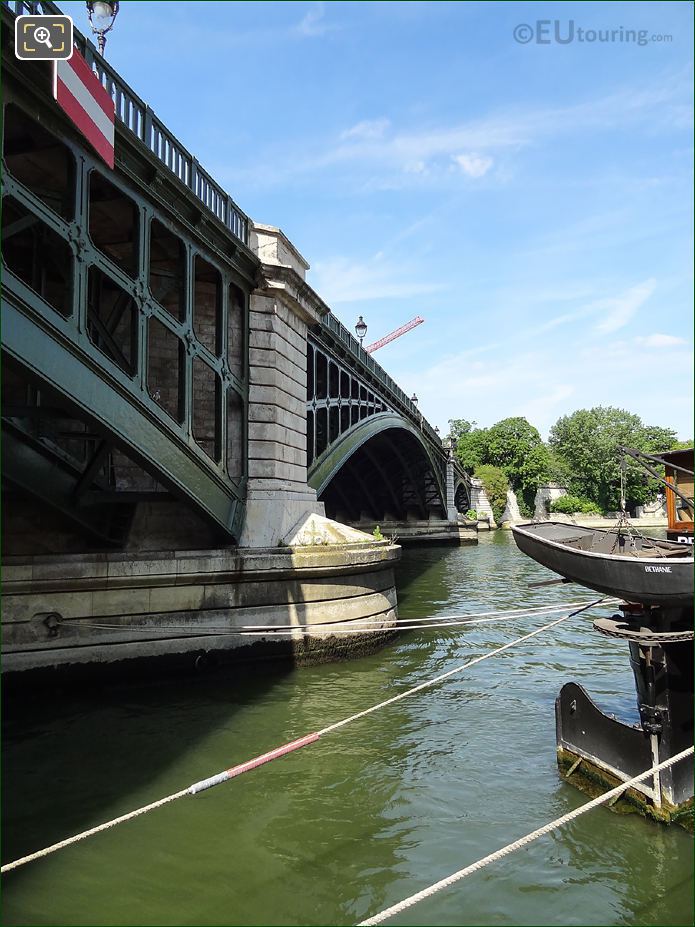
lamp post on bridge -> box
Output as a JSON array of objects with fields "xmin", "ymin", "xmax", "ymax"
[
  {"xmin": 355, "ymin": 316, "xmax": 368, "ymax": 348},
  {"xmin": 411, "ymin": 393, "xmax": 423, "ymax": 431},
  {"xmin": 86, "ymin": 1, "xmax": 120, "ymax": 56}
]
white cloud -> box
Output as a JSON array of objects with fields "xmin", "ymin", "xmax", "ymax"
[
  {"xmin": 294, "ymin": 2, "xmax": 336, "ymax": 37},
  {"xmin": 523, "ymin": 278, "xmax": 659, "ymax": 338},
  {"xmin": 452, "ymin": 152, "xmax": 493, "ymax": 178},
  {"xmin": 518, "ymin": 384, "xmax": 576, "ymax": 428},
  {"xmin": 593, "ymin": 278, "xmax": 657, "ymax": 334},
  {"xmin": 341, "ymin": 118, "xmax": 391, "ymax": 141},
  {"xmin": 635, "ymin": 333, "xmax": 687, "ymax": 348},
  {"xmin": 228, "ymin": 71, "xmax": 691, "ymax": 191},
  {"xmin": 309, "ymin": 254, "xmax": 445, "ymax": 304}
]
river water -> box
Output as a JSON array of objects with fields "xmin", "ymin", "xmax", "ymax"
[{"xmin": 2, "ymin": 531, "xmax": 692, "ymax": 926}]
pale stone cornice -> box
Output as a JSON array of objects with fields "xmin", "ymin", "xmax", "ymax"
[
  {"xmin": 256, "ymin": 262, "xmax": 330, "ymax": 325},
  {"xmin": 252, "ymin": 223, "xmax": 310, "ymax": 271}
]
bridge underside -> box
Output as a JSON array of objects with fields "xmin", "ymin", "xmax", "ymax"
[
  {"xmin": 1, "ymin": 356, "xmax": 227, "ymax": 554},
  {"xmin": 312, "ymin": 424, "xmax": 447, "ymax": 523}
]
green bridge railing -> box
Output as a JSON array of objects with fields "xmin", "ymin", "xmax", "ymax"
[
  {"xmin": 320, "ymin": 312, "xmax": 443, "ymax": 448},
  {"xmin": 2, "ymin": 0, "xmax": 249, "ymax": 246}
]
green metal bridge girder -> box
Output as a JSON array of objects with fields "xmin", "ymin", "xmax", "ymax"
[
  {"xmin": 3, "ymin": 298, "xmax": 244, "ymax": 538},
  {"xmin": 308, "ymin": 411, "xmax": 447, "ymax": 506}
]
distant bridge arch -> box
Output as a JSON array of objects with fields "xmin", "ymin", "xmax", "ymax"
[
  {"xmin": 454, "ymin": 475, "xmax": 471, "ymax": 513},
  {"xmin": 308, "ymin": 413, "xmax": 448, "ymax": 522}
]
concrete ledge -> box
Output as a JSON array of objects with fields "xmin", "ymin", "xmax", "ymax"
[
  {"xmin": 344, "ymin": 520, "xmax": 478, "ymax": 545},
  {"xmin": 2, "ymin": 539, "xmax": 401, "ymax": 677}
]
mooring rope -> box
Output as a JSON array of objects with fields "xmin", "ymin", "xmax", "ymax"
[
  {"xmin": 1, "ymin": 597, "xmax": 605, "ymax": 874},
  {"xmin": 316, "ymin": 599, "xmax": 603, "ymax": 736},
  {"xmin": 357, "ymin": 745, "xmax": 694, "ymax": 926},
  {"xmin": 56, "ymin": 598, "xmax": 616, "ymax": 638}
]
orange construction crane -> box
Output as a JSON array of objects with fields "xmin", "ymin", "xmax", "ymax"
[{"xmin": 365, "ymin": 316, "xmax": 424, "ymax": 353}]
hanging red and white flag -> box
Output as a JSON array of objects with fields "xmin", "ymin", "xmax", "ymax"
[{"xmin": 53, "ymin": 47, "xmax": 115, "ymax": 168}]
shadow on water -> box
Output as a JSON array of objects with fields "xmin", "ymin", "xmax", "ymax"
[{"xmin": 1, "ymin": 660, "xmax": 294, "ymax": 868}]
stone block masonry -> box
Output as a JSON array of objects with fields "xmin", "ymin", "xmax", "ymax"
[
  {"xmin": 2, "ymin": 537, "xmax": 401, "ymax": 678},
  {"xmin": 469, "ymin": 477, "xmax": 496, "ymax": 526},
  {"xmin": 241, "ymin": 224, "xmax": 333, "ymax": 547}
]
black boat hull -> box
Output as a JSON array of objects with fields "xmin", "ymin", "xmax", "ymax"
[{"xmin": 512, "ymin": 522, "xmax": 694, "ymax": 607}]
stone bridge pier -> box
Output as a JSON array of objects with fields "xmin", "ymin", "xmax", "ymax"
[{"xmin": 240, "ymin": 225, "xmax": 326, "ymax": 547}]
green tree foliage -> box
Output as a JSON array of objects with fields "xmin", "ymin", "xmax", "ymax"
[
  {"xmin": 550, "ymin": 495, "xmax": 601, "ymax": 515},
  {"xmin": 448, "ymin": 419, "xmax": 487, "ymax": 473},
  {"xmin": 454, "ymin": 416, "xmax": 552, "ymax": 512},
  {"xmin": 447, "ymin": 418, "xmax": 476, "ymax": 444},
  {"xmin": 546, "ymin": 447, "xmax": 573, "ymax": 486},
  {"xmin": 549, "ymin": 406, "xmax": 678, "ymax": 511},
  {"xmin": 474, "ymin": 464, "xmax": 509, "ymax": 523},
  {"xmin": 485, "ymin": 417, "xmax": 552, "ymax": 495}
]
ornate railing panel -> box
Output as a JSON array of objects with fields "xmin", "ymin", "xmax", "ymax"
[{"xmin": 1, "ymin": 0, "xmax": 249, "ymax": 246}]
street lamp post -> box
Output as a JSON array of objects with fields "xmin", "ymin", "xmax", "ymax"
[
  {"xmin": 355, "ymin": 316, "xmax": 368, "ymax": 348},
  {"xmin": 86, "ymin": 1, "xmax": 119, "ymax": 56},
  {"xmin": 411, "ymin": 393, "xmax": 423, "ymax": 430}
]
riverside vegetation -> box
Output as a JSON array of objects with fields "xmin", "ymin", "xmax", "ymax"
[{"xmin": 449, "ymin": 406, "xmax": 690, "ymax": 524}]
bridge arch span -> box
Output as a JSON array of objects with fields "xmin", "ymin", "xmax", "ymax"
[
  {"xmin": 308, "ymin": 412, "xmax": 447, "ymax": 523},
  {"xmin": 454, "ymin": 474, "xmax": 471, "ymax": 513}
]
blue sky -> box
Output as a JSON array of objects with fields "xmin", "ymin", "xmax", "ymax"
[{"xmin": 63, "ymin": 0, "xmax": 693, "ymax": 439}]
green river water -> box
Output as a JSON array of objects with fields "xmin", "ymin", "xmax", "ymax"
[{"xmin": 2, "ymin": 531, "xmax": 693, "ymax": 926}]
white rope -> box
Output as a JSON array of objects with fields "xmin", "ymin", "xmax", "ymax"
[
  {"xmin": 233, "ymin": 599, "xmax": 606, "ymax": 631},
  {"xmin": 58, "ymin": 599, "xmax": 613, "ymax": 638},
  {"xmin": 317, "ymin": 598, "xmax": 604, "ymax": 735},
  {"xmin": 357, "ymin": 745, "xmax": 694, "ymax": 926},
  {"xmin": 1, "ymin": 788, "xmax": 190, "ymax": 874},
  {"xmin": 0, "ymin": 597, "xmax": 605, "ymax": 875}
]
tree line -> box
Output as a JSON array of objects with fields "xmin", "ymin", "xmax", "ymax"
[{"xmin": 448, "ymin": 407, "xmax": 691, "ymax": 522}]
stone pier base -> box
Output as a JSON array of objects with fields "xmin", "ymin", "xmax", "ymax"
[{"xmin": 2, "ymin": 528, "xmax": 400, "ymax": 682}]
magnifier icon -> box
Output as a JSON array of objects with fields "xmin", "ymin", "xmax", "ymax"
[{"xmin": 33, "ymin": 25, "xmax": 53, "ymax": 48}]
